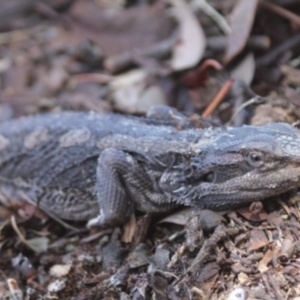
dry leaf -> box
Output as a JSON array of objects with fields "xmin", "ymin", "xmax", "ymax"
[
  {"xmin": 111, "ymin": 69, "xmax": 166, "ymax": 113},
  {"xmin": 231, "ymin": 53, "xmax": 255, "ymax": 85},
  {"xmin": 158, "ymin": 208, "xmax": 194, "ymax": 225},
  {"xmin": 11, "ymin": 215, "xmax": 49, "ymax": 253},
  {"xmin": 49, "ymin": 264, "xmax": 72, "ymax": 278},
  {"xmin": 169, "ymin": 0, "xmax": 206, "ymax": 71},
  {"xmin": 122, "ymin": 214, "xmax": 136, "ymax": 243},
  {"xmin": 110, "ymin": 69, "xmax": 147, "ymax": 112},
  {"xmin": 227, "ymin": 287, "xmax": 246, "ymax": 300},
  {"xmin": 127, "ymin": 244, "xmax": 151, "ymax": 269},
  {"xmin": 236, "ymin": 206, "xmax": 268, "ymax": 222},
  {"xmin": 137, "ymin": 85, "xmax": 167, "ymax": 113},
  {"xmin": 247, "ymin": 229, "xmax": 269, "ymax": 252},
  {"xmin": 237, "ymin": 273, "xmax": 249, "ymax": 285},
  {"xmin": 281, "ymin": 64, "xmax": 300, "ymax": 86},
  {"xmin": 258, "ymin": 246, "xmax": 280, "ymax": 273},
  {"xmin": 224, "ymin": 0, "xmax": 258, "ymax": 64},
  {"xmin": 26, "ymin": 237, "xmax": 49, "ymax": 253},
  {"xmin": 6, "ymin": 278, "xmax": 23, "ymax": 300}
]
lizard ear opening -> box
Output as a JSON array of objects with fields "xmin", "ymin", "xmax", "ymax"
[{"xmin": 200, "ymin": 171, "xmax": 215, "ymax": 183}]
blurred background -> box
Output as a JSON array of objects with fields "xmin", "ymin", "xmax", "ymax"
[
  {"xmin": 1, "ymin": 0, "xmax": 300, "ymax": 127},
  {"xmin": 1, "ymin": 1, "xmax": 300, "ymax": 299}
]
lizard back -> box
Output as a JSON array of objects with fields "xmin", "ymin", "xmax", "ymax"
[{"xmin": 0, "ymin": 111, "xmax": 216, "ymax": 220}]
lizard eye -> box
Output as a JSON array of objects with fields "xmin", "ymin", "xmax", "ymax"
[{"xmin": 247, "ymin": 152, "xmax": 263, "ymax": 167}]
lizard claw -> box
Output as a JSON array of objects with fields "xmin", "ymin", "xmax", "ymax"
[
  {"xmin": 86, "ymin": 216, "xmax": 103, "ymax": 228},
  {"xmin": 86, "ymin": 208, "xmax": 129, "ymax": 228}
]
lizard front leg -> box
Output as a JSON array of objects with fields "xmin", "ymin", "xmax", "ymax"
[
  {"xmin": 87, "ymin": 148, "xmax": 175, "ymax": 228},
  {"xmin": 87, "ymin": 148, "xmax": 147, "ymax": 228},
  {"xmin": 87, "ymin": 148, "xmax": 136, "ymax": 228}
]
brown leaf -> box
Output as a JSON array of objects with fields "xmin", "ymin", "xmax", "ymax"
[
  {"xmin": 237, "ymin": 206, "xmax": 268, "ymax": 222},
  {"xmin": 258, "ymin": 245, "xmax": 280, "ymax": 273},
  {"xmin": 224, "ymin": 0, "xmax": 259, "ymax": 64},
  {"xmin": 169, "ymin": 0, "xmax": 206, "ymax": 71},
  {"xmin": 193, "ymin": 264, "xmax": 219, "ymax": 294},
  {"xmin": 247, "ymin": 229, "xmax": 269, "ymax": 252}
]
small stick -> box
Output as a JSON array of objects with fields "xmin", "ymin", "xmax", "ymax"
[
  {"xmin": 261, "ymin": 1, "xmax": 300, "ymax": 27},
  {"xmin": 202, "ymin": 78, "xmax": 234, "ymax": 118},
  {"xmin": 191, "ymin": 0, "xmax": 231, "ymax": 35},
  {"xmin": 207, "ymin": 35, "xmax": 270, "ymax": 52},
  {"xmin": 256, "ymin": 32, "xmax": 300, "ymax": 67}
]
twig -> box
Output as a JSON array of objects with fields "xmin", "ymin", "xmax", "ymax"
[
  {"xmin": 190, "ymin": 0, "xmax": 231, "ymax": 35},
  {"xmin": 207, "ymin": 35, "xmax": 270, "ymax": 52},
  {"xmin": 256, "ymin": 32, "xmax": 300, "ymax": 67},
  {"xmin": 202, "ymin": 78, "xmax": 234, "ymax": 118},
  {"xmin": 227, "ymin": 96, "xmax": 265, "ymax": 125},
  {"xmin": 35, "ymin": 2, "xmax": 71, "ymax": 27},
  {"xmin": 261, "ymin": 1, "xmax": 300, "ymax": 27}
]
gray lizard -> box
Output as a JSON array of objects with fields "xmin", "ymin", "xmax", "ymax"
[{"xmin": 0, "ymin": 107, "xmax": 299, "ymax": 227}]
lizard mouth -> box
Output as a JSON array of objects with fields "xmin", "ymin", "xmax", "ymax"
[
  {"xmin": 194, "ymin": 178, "xmax": 299, "ymax": 211},
  {"xmin": 195, "ymin": 191, "xmax": 265, "ymax": 210}
]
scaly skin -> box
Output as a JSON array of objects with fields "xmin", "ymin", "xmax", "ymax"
[{"xmin": 0, "ymin": 109, "xmax": 299, "ymax": 227}]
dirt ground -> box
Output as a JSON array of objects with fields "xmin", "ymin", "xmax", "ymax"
[{"xmin": 1, "ymin": 0, "xmax": 300, "ymax": 299}]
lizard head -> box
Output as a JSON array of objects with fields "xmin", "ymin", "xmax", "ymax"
[{"xmin": 170, "ymin": 122, "xmax": 300, "ymax": 210}]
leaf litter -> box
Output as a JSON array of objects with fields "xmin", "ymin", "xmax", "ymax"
[{"xmin": 1, "ymin": 0, "xmax": 300, "ymax": 299}]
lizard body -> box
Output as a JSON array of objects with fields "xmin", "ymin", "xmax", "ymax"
[{"xmin": 0, "ymin": 109, "xmax": 299, "ymax": 227}]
